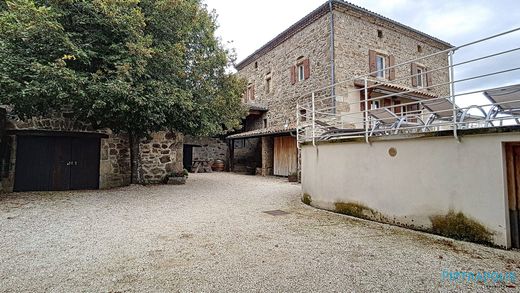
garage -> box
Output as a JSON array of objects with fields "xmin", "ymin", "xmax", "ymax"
[{"xmin": 13, "ymin": 133, "xmax": 102, "ymax": 192}]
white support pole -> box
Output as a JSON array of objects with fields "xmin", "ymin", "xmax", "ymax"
[
  {"xmin": 312, "ymin": 92, "xmax": 316, "ymax": 147},
  {"xmin": 364, "ymin": 78, "xmax": 369, "ymax": 144},
  {"xmin": 449, "ymin": 50, "xmax": 458, "ymax": 141},
  {"xmin": 296, "ymin": 102, "xmax": 300, "ymax": 149}
]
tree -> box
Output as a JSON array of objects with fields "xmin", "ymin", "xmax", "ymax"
[{"xmin": 0, "ymin": 0, "xmax": 246, "ymax": 183}]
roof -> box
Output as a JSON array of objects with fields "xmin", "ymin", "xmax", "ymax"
[
  {"xmin": 248, "ymin": 104, "xmax": 269, "ymax": 112},
  {"xmin": 235, "ymin": 0, "xmax": 452, "ymax": 71},
  {"xmin": 227, "ymin": 125, "xmax": 296, "ymax": 139},
  {"xmin": 354, "ymin": 80, "xmax": 438, "ymax": 100}
]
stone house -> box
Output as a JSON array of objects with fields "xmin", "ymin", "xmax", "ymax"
[
  {"xmin": 228, "ymin": 0, "xmax": 452, "ymax": 176},
  {"xmin": 0, "ymin": 111, "xmax": 184, "ymax": 193}
]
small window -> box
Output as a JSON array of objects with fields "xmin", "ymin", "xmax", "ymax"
[
  {"xmin": 246, "ymin": 83, "xmax": 255, "ymax": 101},
  {"xmin": 416, "ymin": 67, "xmax": 426, "ymax": 87},
  {"xmin": 371, "ymin": 100, "xmax": 380, "ymax": 109},
  {"xmin": 376, "ymin": 55, "xmax": 385, "ymax": 78},
  {"xmin": 377, "ymin": 30, "xmax": 383, "ymax": 38},
  {"xmin": 297, "ymin": 64, "xmax": 305, "ymax": 81},
  {"xmin": 263, "ymin": 119, "xmax": 268, "ymax": 128},
  {"xmin": 254, "ymin": 62, "xmax": 258, "ymax": 69},
  {"xmin": 234, "ymin": 139, "xmax": 245, "ymax": 148},
  {"xmin": 417, "ymin": 45, "xmax": 423, "ymax": 53},
  {"xmin": 265, "ymin": 73, "xmax": 272, "ymax": 93},
  {"xmin": 299, "ymin": 109, "xmax": 307, "ymax": 122}
]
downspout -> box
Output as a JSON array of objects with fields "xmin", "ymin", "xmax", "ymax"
[{"xmin": 328, "ymin": 0, "xmax": 336, "ymax": 113}]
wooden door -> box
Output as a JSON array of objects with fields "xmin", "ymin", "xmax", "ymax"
[
  {"xmin": 70, "ymin": 137, "xmax": 100, "ymax": 190},
  {"xmin": 14, "ymin": 136, "xmax": 100, "ymax": 192},
  {"xmin": 506, "ymin": 143, "xmax": 520, "ymax": 248},
  {"xmin": 274, "ymin": 136, "xmax": 297, "ymax": 176}
]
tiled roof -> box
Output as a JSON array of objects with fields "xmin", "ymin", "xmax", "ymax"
[
  {"xmin": 227, "ymin": 125, "xmax": 296, "ymax": 139},
  {"xmin": 235, "ymin": 0, "xmax": 452, "ymax": 70},
  {"xmin": 354, "ymin": 80, "xmax": 438, "ymax": 100}
]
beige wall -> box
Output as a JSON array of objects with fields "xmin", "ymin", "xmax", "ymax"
[{"xmin": 301, "ymin": 132, "xmax": 520, "ymax": 248}]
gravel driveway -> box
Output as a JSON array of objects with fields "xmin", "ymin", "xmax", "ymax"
[{"xmin": 1, "ymin": 173, "xmax": 519, "ymax": 292}]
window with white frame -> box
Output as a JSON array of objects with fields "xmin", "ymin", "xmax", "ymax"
[
  {"xmin": 416, "ymin": 67, "xmax": 426, "ymax": 87},
  {"xmin": 297, "ymin": 64, "xmax": 305, "ymax": 81},
  {"xmin": 376, "ymin": 55, "xmax": 385, "ymax": 78}
]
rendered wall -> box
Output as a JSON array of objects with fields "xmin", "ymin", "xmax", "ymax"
[{"xmin": 301, "ymin": 132, "xmax": 520, "ymax": 248}]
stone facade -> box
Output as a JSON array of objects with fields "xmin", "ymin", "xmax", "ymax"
[
  {"xmin": 184, "ymin": 135, "xmax": 229, "ymax": 168},
  {"xmin": 0, "ymin": 113, "xmax": 183, "ymax": 192},
  {"xmin": 99, "ymin": 132, "xmax": 131, "ymax": 189},
  {"xmin": 237, "ymin": 14, "xmax": 332, "ymax": 128},
  {"xmin": 236, "ymin": 3, "xmax": 451, "ymax": 130},
  {"xmin": 139, "ymin": 131, "xmax": 184, "ymax": 184}
]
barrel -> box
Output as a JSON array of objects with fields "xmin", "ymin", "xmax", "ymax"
[{"xmin": 212, "ymin": 159, "xmax": 225, "ymax": 172}]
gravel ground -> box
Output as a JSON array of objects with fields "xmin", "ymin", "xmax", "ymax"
[{"xmin": 1, "ymin": 172, "xmax": 519, "ymax": 292}]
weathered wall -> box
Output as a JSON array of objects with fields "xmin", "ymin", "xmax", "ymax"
[
  {"xmin": 301, "ymin": 132, "xmax": 520, "ymax": 248},
  {"xmin": 333, "ymin": 9, "xmax": 450, "ymax": 128},
  {"xmin": 184, "ymin": 135, "xmax": 228, "ymax": 167},
  {"xmin": 139, "ymin": 131, "xmax": 184, "ymax": 184},
  {"xmin": 261, "ymin": 136, "xmax": 274, "ymax": 176},
  {"xmin": 99, "ymin": 132, "xmax": 131, "ymax": 189},
  {"xmin": 233, "ymin": 138, "xmax": 261, "ymax": 173},
  {"xmin": 237, "ymin": 13, "xmax": 332, "ymax": 128}
]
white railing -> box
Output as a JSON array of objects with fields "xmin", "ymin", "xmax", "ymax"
[{"xmin": 296, "ymin": 27, "xmax": 520, "ymax": 146}]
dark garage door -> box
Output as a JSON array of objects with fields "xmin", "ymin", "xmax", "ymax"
[{"xmin": 14, "ymin": 136, "xmax": 101, "ymax": 192}]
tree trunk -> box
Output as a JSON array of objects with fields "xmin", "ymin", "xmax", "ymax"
[{"xmin": 129, "ymin": 132, "xmax": 141, "ymax": 184}]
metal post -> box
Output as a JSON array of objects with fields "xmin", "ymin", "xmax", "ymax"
[
  {"xmin": 312, "ymin": 92, "xmax": 316, "ymax": 147},
  {"xmin": 449, "ymin": 50, "xmax": 458, "ymax": 141},
  {"xmin": 364, "ymin": 78, "xmax": 369, "ymax": 144},
  {"xmin": 296, "ymin": 102, "xmax": 300, "ymax": 149}
]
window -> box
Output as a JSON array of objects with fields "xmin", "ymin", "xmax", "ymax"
[
  {"xmin": 265, "ymin": 73, "xmax": 272, "ymax": 93},
  {"xmin": 376, "ymin": 55, "xmax": 385, "ymax": 78},
  {"xmin": 411, "ymin": 63, "xmax": 429, "ymax": 88},
  {"xmin": 291, "ymin": 57, "xmax": 310, "ymax": 84},
  {"xmin": 416, "ymin": 67, "xmax": 425, "ymax": 87},
  {"xmin": 246, "ymin": 83, "xmax": 255, "ymax": 101},
  {"xmin": 377, "ymin": 29, "xmax": 383, "ymax": 38},
  {"xmin": 263, "ymin": 119, "xmax": 268, "ymax": 128},
  {"xmin": 371, "ymin": 100, "xmax": 380, "ymax": 110},
  {"xmin": 254, "ymin": 62, "xmax": 258, "ymax": 69},
  {"xmin": 297, "ymin": 64, "xmax": 305, "ymax": 81},
  {"xmin": 417, "ymin": 45, "xmax": 423, "ymax": 53},
  {"xmin": 299, "ymin": 109, "xmax": 307, "ymax": 122}
]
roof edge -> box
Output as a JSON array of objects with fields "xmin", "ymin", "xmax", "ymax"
[{"xmin": 235, "ymin": 0, "xmax": 453, "ymax": 71}]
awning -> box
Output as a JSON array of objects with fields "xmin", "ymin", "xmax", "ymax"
[
  {"xmin": 227, "ymin": 124, "xmax": 296, "ymax": 139},
  {"xmin": 354, "ymin": 80, "xmax": 438, "ymax": 100}
]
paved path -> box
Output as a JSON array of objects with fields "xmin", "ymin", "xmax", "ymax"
[{"xmin": 1, "ymin": 173, "xmax": 519, "ymax": 292}]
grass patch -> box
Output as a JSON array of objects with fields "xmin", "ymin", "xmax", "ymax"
[
  {"xmin": 334, "ymin": 201, "xmax": 376, "ymax": 220},
  {"xmin": 430, "ymin": 211, "xmax": 493, "ymax": 245},
  {"xmin": 302, "ymin": 193, "xmax": 312, "ymax": 205}
]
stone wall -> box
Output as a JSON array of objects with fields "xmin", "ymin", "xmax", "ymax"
[
  {"xmin": 139, "ymin": 131, "xmax": 183, "ymax": 184},
  {"xmin": 233, "ymin": 138, "xmax": 261, "ymax": 173},
  {"xmin": 99, "ymin": 132, "xmax": 131, "ymax": 189},
  {"xmin": 184, "ymin": 135, "xmax": 228, "ymax": 168},
  {"xmin": 237, "ymin": 13, "xmax": 332, "ymax": 128}
]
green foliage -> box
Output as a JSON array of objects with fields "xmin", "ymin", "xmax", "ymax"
[
  {"xmin": 0, "ymin": 0, "xmax": 246, "ymax": 137},
  {"xmin": 302, "ymin": 193, "xmax": 312, "ymax": 205}
]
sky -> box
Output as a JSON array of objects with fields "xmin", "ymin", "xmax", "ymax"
[{"xmin": 205, "ymin": 0, "xmax": 520, "ymax": 107}]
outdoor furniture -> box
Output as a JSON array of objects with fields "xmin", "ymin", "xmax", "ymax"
[
  {"xmin": 315, "ymin": 120, "xmax": 365, "ymax": 140},
  {"xmin": 422, "ymin": 98, "xmax": 488, "ymax": 128},
  {"xmin": 368, "ymin": 108, "xmax": 421, "ymax": 136},
  {"xmin": 191, "ymin": 160, "xmax": 213, "ymax": 173},
  {"xmin": 484, "ymin": 84, "xmax": 520, "ymax": 125}
]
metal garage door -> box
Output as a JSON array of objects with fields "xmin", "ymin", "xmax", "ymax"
[{"xmin": 14, "ymin": 136, "xmax": 101, "ymax": 192}]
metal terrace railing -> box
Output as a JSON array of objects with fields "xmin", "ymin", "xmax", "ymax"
[{"xmin": 296, "ymin": 28, "xmax": 520, "ymax": 146}]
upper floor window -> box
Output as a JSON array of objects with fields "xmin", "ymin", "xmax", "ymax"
[
  {"xmin": 265, "ymin": 72, "xmax": 272, "ymax": 93},
  {"xmin": 245, "ymin": 83, "xmax": 255, "ymax": 102},
  {"xmin": 411, "ymin": 63, "xmax": 431, "ymax": 88},
  {"xmin": 369, "ymin": 50, "xmax": 395, "ymax": 80},
  {"xmin": 375, "ymin": 55, "xmax": 385, "ymax": 78},
  {"xmin": 291, "ymin": 57, "xmax": 310, "ymax": 85}
]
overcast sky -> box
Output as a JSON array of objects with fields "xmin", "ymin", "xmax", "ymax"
[{"xmin": 205, "ymin": 0, "xmax": 520, "ymax": 104}]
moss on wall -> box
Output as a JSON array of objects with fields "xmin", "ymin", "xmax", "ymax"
[
  {"xmin": 430, "ymin": 211, "xmax": 493, "ymax": 245},
  {"xmin": 302, "ymin": 193, "xmax": 312, "ymax": 205},
  {"xmin": 334, "ymin": 201, "xmax": 377, "ymax": 220}
]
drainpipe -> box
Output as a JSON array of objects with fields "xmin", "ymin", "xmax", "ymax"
[{"xmin": 328, "ymin": 0, "xmax": 336, "ymax": 113}]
